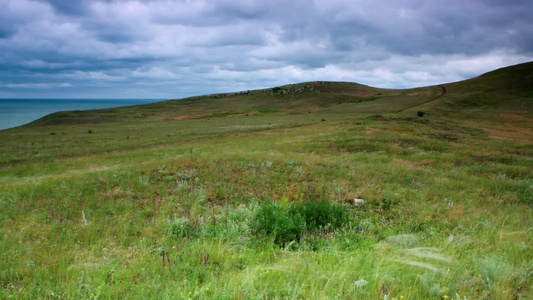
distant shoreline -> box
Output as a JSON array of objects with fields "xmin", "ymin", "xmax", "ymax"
[{"xmin": 0, "ymin": 98, "xmax": 160, "ymax": 130}]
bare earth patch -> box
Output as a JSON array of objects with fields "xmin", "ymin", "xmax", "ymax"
[{"xmin": 173, "ymin": 115, "xmax": 204, "ymax": 120}]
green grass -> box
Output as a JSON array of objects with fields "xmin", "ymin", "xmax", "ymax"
[{"xmin": 0, "ymin": 62, "xmax": 532, "ymax": 299}]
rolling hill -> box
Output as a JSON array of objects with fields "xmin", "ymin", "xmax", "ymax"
[
  {"xmin": 24, "ymin": 61, "xmax": 533, "ymax": 127},
  {"xmin": 2, "ymin": 61, "xmax": 530, "ymax": 166}
]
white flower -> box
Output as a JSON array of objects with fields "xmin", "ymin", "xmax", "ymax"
[{"xmin": 353, "ymin": 279, "xmax": 368, "ymax": 288}]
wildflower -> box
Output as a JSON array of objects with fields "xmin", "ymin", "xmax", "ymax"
[
  {"xmin": 443, "ymin": 296, "xmax": 449, "ymax": 299},
  {"xmin": 382, "ymin": 284, "xmax": 387, "ymax": 294},
  {"xmin": 444, "ymin": 286, "xmax": 449, "ymax": 291},
  {"xmin": 353, "ymin": 279, "xmax": 368, "ymax": 288}
]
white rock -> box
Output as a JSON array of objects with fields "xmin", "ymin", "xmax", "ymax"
[{"xmin": 354, "ymin": 198, "xmax": 365, "ymax": 206}]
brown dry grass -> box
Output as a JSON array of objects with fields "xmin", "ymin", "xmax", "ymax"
[
  {"xmin": 466, "ymin": 113, "xmax": 533, "ymax": 141},
  {"xmin": 172, "ymin": 114, "xmax": 204, "ymax": 120}
]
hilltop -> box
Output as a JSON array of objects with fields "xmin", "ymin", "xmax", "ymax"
[
  {"xmin": 23, "ymin": 61, "xmax": 533, "ymax": 128},
  {"xmin": 0, "ymin": 62, "xmax": 531, "ymax": 299},
  {"xmin": 2, "ymin": 61, "xmax": 529, "ymax": 165}
]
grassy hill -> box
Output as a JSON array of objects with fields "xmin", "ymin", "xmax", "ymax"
[
  {"xmin": 0, "ymin": 62, "xmax": 531, "ymax": 299},
  {"xmin": 26, "ymin": 81, "xmax": 431, "ymax": 125}
]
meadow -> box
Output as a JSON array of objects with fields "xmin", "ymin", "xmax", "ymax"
[{"xmin": 0, "ymin": 62, "xmax": 531, "ymax": 299}]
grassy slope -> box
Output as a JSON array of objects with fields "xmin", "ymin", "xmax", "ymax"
[{"xmin": 0, "ymin": 62, "xmax": 532, "ymax": 299}]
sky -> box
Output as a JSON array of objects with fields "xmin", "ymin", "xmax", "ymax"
[{"xmin": 1, "ymin": 0, "xmax": 532, "ymax": 99}]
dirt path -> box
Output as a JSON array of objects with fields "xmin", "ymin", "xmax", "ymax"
[{"xmin": 399, "ymin": 85, "xmax": 447, "ymax": 112}]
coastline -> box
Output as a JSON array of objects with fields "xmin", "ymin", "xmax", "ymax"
[{"xmin": 0, "ymin": 98, "xmax": 159, "ymax": 130}]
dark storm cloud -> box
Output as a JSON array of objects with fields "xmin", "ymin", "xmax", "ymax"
[
  {"xmin": 0, "ymin": 0, "xmax": 532, "ymax": 98},
  {"xmin": 39, "ymin": 0, "xmax": 91, "ymax": 15}
]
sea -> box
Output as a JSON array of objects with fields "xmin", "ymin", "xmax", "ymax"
[{"xmin": 0, "ymin": 98, "xmax": 161, "ymax": 130}]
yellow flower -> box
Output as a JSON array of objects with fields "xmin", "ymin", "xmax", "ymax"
[
  {"xmin": 443, "ymin": 296, "xmax": 449, "ymax": 299},
  {"xmin": 444, "ymin": 286, "xmax": 449, "ymax": 291}
]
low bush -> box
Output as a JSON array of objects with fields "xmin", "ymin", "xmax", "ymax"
[
  {"xmin": 253, "ymin": 201, "xmax": 303, "ymax": 245},
  {"xmin": 295, "ymin": 199, "xmax": 347, "ymax": 229},
  {"xmin": 253, "ymin": 199, "xmax": 347, "ymax": 245}
]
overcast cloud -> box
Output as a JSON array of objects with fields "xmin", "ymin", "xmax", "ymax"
[{"xmin": 1, "ymin": 0, "xmax": 532, "ymax": 98}]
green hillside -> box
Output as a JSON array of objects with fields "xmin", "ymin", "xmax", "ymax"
[
  {"xmin": 0, "ymin": 62, "xmax": 531, "ymax": 299},
  {"xmin": 26, "ymin": 81, "xmax": 430, "ymax": 126},
  {"xmin": 24, "ymin": 61, "xmax": 533, "ymax": 127}
]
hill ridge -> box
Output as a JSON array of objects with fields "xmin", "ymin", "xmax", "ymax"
[{"xmin": 18, "ymin": 60, "xmax": 533, "ymax": 127}]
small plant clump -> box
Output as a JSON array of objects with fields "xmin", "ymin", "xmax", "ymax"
[{"xmin": 253, "ymin": 199, "xmax": 347, "ymax": 245}]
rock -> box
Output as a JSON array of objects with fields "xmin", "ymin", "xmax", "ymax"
[{"xmin": 354, "ymin": 198, "xmax": 365, "ymax": 206}]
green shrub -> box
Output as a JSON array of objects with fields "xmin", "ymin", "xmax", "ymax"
[
  {"xmin": 253, "ymin": 199, "xmax": 347, "ymax": 245},
  {"xmin": 295, "ymin": 199, "xmax": 347, "ymax": 229},
  {"xmin": 253, "ymin": 202, "xmax": 303, "ymax": 245}
]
